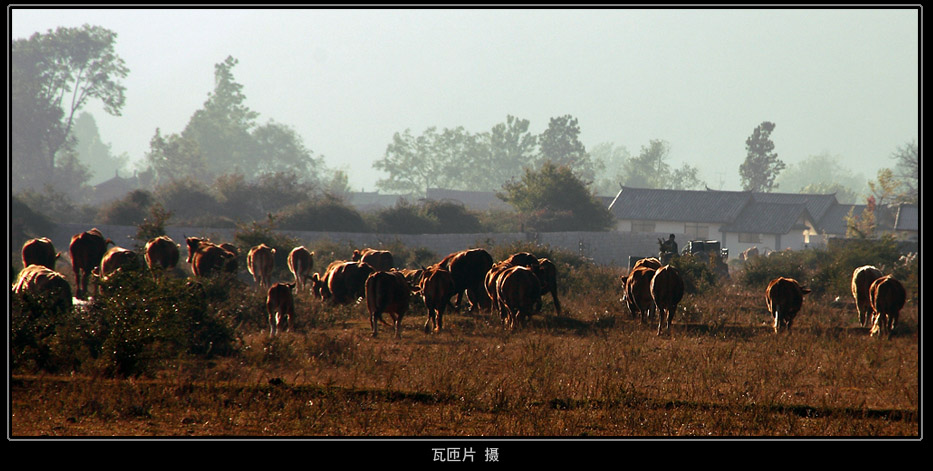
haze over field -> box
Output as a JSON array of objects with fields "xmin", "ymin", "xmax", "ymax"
[{"xmin": 11, "ymin": 7, "xmax": 919, "ymax": 194}]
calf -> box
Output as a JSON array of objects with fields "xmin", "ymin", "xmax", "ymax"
[
  {"xmin": 765, "ymin": 277, "xmax": 811, "ymax": 333},
  {"xmin": 851, "ymin": 265, "xmax": 883, "ymax": 328},
  {"xmin": 266, "ymin": 282, "xmax": 296, "ymax": 337},
  {"xmin": 22, "ymin": 237, "xmax": 61, "ymax": 270},
  {"xmin": 69, "ymin": 228, "xmax": 114, "ymax": 299},
  {"xmin": 651, "ymin": 265, "xmax": 684, "ymax": 336},
  {"xmin": 420, "ymin": 265, "xmax": 457, "ymax": 333},
  {"xmin": 145, "ymin": 235, "xmax": 180, "ymax": 273},
  {"xmin": 496, "ymin": 265, "xmax": 542, "ymax": 330},
  {"xmin": 869, "ymin": 275, "xmax": 906, "ymax": 339},
  {"xmin": 247, "ymin": 244, "xmax": 276, "ymax": 289},
  {"xmin": 186, "ymin": 237, "xmax": 237, "ymax": 278},
  {"xmin": 623, "ymin": 265, "xmax": 657, "ymax": 324},
  {"xmin": 93, "ymin": 246, "xmax": 140, "ymax": 281},
  {"xmin": 365, "ymin": 270, "xmax": 412, "ymax": 338},
  {"xmin": 287, "ymin": 246, "xmax": 315, "ymax": 292}
]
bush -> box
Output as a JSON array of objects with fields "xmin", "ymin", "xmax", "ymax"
[
  {"xmin": 276, "ymin": 196, "xmax": 369, "ymax": 232},
  {"xmin": 423, "ymin": 200, "xmax": 485, "ymax": 233},
  {"xmin": 372, "ymin": 199, "xmax": 438, "ymax": 234},
  {"xmin": 154, "ymin": 178, "xmax": 223, "ymax": 224},
  {"xmin": 669, "ymin": 253, "xmax": 719, "ymax": 294},
  {"xmin": 98, "ymin": 189, "xmax": 154, "ymax": 226}
]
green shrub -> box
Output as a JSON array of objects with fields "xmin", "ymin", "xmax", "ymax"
[
  {"xmin": 423, "ymin": 200, "xmax": 485, "ymax": 233},
  {"xmin": 669, "ymin": 253, "xmax": 718, "ymax": 294},
  {"xmin": 372, "ymin": 199, "xmax": 438, "ymax": 234}
]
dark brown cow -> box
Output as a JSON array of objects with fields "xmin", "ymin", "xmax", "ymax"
[
  {"xmin": 420, "ymin": 265, "xmax": 457, "ymax": 333},
  {"xmin": 185, "ymin": 237, "xmax": 237, "ymax": 278},
  {"xmin": 741, "ymin": 247, "xmax": 760, "ymax": 261},
  {"xmin": 13, "ymin": 264, "xmax": 73, "ymax": 312},
  {"xmin": 439, "ymin": 248, "xmax": 494, "ymax": 312},
  {"xmin": 22, "ymin": 237, "xmax": 61, "ymax": 270},
  {"xmin": 266, "ymin": 282, "xmax": 296, "ymax": 337},
  {"xmin": 310, "ymin": 260, "xmax": 339, "ymax": 301},
  {"xmin": 144, "ymin": 236, "xmax": 180, "ymax": 273},
  {"xmin": 327, "ymin": 261, "xmax": 376, "ymax": 305},
  {"xmin": 496, "ymin": 265, "xmax": 542, "ymax": 330},
  {"xmin": 765, "ymin": 277, "xmax": 811, "ymax": 334},
  {"xmin": 352, "ymin": 249, "xmax": 395, "ymax": 272},
  {"xmin": 247, "ymin": 244, "xmax": 276, "ymax": 289},
  {"xmin": 535, "ymin": 258, "xmax": 562, "ymax": 316},
  {"xmin": 651, "ymin": 265, "xmax": 685, "ymax": 336},
  {"xmin": 622, "ymin": 265, "xmax": 657, "ymax": 323},
  {"xmin": 287, "ymin": 246, "xmax": 315, "ymax": 292},
  {"xmin": 69, "ymin": 228, "xmax": 114, "ymax": 299},
  {"xmin": 365, "ymin": 270, "xmax": 412, "ymax": 338},
  {"xmin": 219, "ymin": 243, "xmax": 238, "ymax": 256},
  {"xmin": 869, "ymin": 275, "xmax": 907, "ymax": 339},
  {"xmin": 851, "ymin": 265, "xmax": 884, "ymax": 328},
  {"xmin": 93, "ymin": 246, "xmax": 140, "ymax": 281}
]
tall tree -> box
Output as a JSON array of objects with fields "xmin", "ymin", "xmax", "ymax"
[
  {"xmin": 890, "ymin": 140, "xmax": 918, "ymax": 204},
  {"xmin": 182, "ymin": 56, "xmax": 259, "ymax": 180},
  {"xmin": 145, "ymin": 128, "xmax": 207, "ymax": 187},
  {"xmin": 589, "ymin": 142, "xmax": 631, "ymax": 195},
  {"xmin": 618, "ymin": 140, "xmax": 704, "ymax": 190},
  {"xmin": 775, "ymin": 152, "xmax": 867, "ymax": 202},
  {"xmin": 374, "ymin": 127, "xmax": 444, "ymax": 196},
  {"xmin": 486, "ymin": 115, "xmax": 538, "ymax": 187},
  {"xmin": 71, "ymin": 111, "xmax": 129, "ymax": 184},
  {"xmin": 739, "ymin": 121, "xmax": 785, "ymax": 192},
  {"xmin": 497, "ymin": 161, "xmax": 612, "ymax": 232},
  {"xmin": 11, "ymin": 24, "xmax": 129, "ymax": 193},
  {"xmin": 536, "ymin": 115, "xmax": 595, "ymax": 182}
]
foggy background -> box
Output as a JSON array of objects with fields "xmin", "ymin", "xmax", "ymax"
[{"xmin": 10, "ymin": 8, "xmax": 919, "ymax": 195}]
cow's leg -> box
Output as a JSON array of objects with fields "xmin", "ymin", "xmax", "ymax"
[
  {"xmin": 424, "ymin": 308, "xmax": 435, "ymax": 334},
  {"xmin": 371, "ymin": 310, "xmax": 380, "ymax": 337},
  {"xmin": 395, "ymin": 316, "xmax": 403, "ymax": 339}
]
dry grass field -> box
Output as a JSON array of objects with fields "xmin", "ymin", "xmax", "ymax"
[{"xmin": 11, "ymin": 273, "xmax": 919, "ymax": 439}]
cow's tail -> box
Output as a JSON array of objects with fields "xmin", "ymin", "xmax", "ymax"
[{"xmin": 365, "ymin": 277, "xmax": 393, "ymax": 327}]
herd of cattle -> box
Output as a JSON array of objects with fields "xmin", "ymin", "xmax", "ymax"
[{"xmin": 13, "ymin": 228, "xmax": 909, "ymax": 340}]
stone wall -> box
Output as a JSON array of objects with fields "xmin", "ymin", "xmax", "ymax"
[{"xmin": 46, "ymin": 223, "xmax": 686, "ymax": 267}]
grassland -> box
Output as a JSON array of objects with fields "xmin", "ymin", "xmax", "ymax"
[{"xmin": 11, "ymin": 276, "xmax": 919, "ymax": 439}]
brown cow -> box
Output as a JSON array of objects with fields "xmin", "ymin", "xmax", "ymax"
[
  {"xmin": 399, "ymin": 268, "xmax": 426, "ymax": 292},
  {"xmin": 439, "ymin": 248, "xmax": 494, "ymax": 312},
  {"xmin": 535, "ymin": 258, "xmax": 562, "ymax": 316},
  {"xmin": 287, "ymin": 246, "xmax": 315, "ymax": 292},
  {"xmin": 622, "ymin": 265, "xmax": 657, "ymax": 324},
  {"xmin": 851, "ymin": 265, "xmax": 884, "ymax": 328},
  {"xmin": 496, "ymin": 265, "xmax": 542, "ymax": 330},
  {"xmin": 185, "ymin": 237, "xmax": 237, "ymax": 278},
  {"xmin": 22, "ymin": 237, "xmax": 61, "ymax": 270},
  {"xmin": 352, "ymin": 249, "xmax": 395, "ymax": 272},
  {"xmin": 741, "ymin": 247, "xmax": 760, "ymax": 261},
  {"xmin": 310, "ymin": 260, "xmax": 343, "ymax": 301},
  {"xmin": 765, "ymin": 277, "xmax": 811, "ymax": 334},
  {"xmin": 69, "ymin": 228, "xmax": 114, "ymax": 299},
  {"xmin": 93, "ymin": 246, "xmax": 140, "ymax": 281},
  {"xmin": 327, "ymin": 261, "xmax": 376, "ymax": 305},
  {"xmin": 869, "ymin": 275, "xmax": 907, "ymax": 339},
  {"xmin": 420, "ymin": 265, "xmax": 457, "ymax": 333},
  {"xmin": 651, "ymin": 265, "xmax": 685, "ymax": 336},
  {"xmin": 365, "ymin": 270, "xmax": 412, "ymax": 338},
  {"xmin": 219, "ymin": 243, "xmax": 238, "ymax": 256},
  {"xmin": 485, "ymin": 260, "xmax": 516, "ymax": 319},
  {"xmin": 13, "ymin": 264, "xmax": 73, "ymax": 312},
  {"xmin": 632, "ymin": 257, "xmax": 662, "ymax": 270},
  {"xmin": 247, "ymin": 244, "xmax": 276, "ymax": 289},
  {"xmin": 144, "ymin": 236, "xmax": 180, "ymax": 274},
  {"xmin": 266, "ymin": 282, "xmax": 296, "ymax": 337}
]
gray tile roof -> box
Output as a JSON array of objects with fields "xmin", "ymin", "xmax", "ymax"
[
  {"xmin": 608, "ymin": 187, "xmax": 752, "ymax": 223},
  {"xmin": 894, "ymin": 204, "xmax": 919, "ymax": 231},
  {"xmin": 719, "ymin": 202, "xmax": 814, "ymax": 234},
  {"xmin": 750, "ymin": 192, "xmax": 838, "ymax": 222},
  {"xmin": 819, "ymin": 204, "xmax": 865, "ymax": 236}
]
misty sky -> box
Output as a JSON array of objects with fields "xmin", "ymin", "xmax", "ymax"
[{"xmin": 11, "ymin": 7, "xmax": 919, "ymax": 194}]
